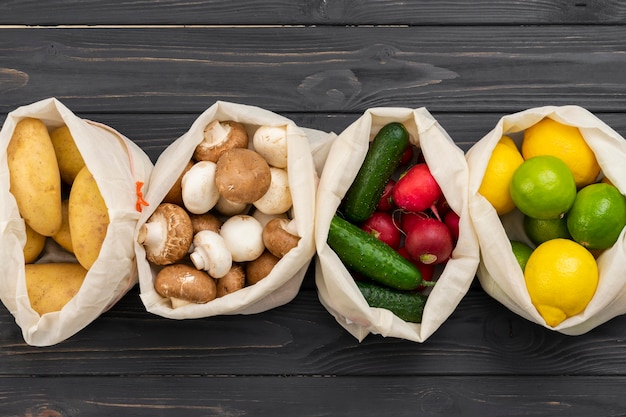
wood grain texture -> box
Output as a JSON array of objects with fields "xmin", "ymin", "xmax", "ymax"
[
  {"xmin": 1, "ymin": 26, "xmax": 626, "ymax": 115},
  {"xmin": 0, "ymin": 0, "xmax": 624, "ymax": 25}
]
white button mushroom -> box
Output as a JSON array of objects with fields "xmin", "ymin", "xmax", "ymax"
[
  {"xmin": 252, "ymin": 125, "xmax": 288, "ymax": 168},
  {"xmin": 181, "ymin": 160, "xmax": 220, "ymax": 214},
  {"xmin": 194, "ymin": 120, "xmax": 249, "ymax": 162},
  {"xmin": 137, "ymin": 203, "xmax": 193, "ymax": 265},
  {"xmin": 220, "ymin": 214, "xmax": 265, "ymax": 262},
  {"xmin": 253, "ymin": 167, "xmax": 292, "ymax": 215},
  {"xmin": 189, "ymin": 230, "xmax": 233, "ymax": 278}
]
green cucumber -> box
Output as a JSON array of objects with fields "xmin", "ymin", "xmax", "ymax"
[
  {"xmin": 341, "ymin": 122, "xmax": 410, "ymax": 224},
  {"xmin": 356, "ymin": 280, "xmax": 427, "ymax": 323},
  {"xmin": 327, "ymin": 215, "xmax": 422, "ymax": 290}
]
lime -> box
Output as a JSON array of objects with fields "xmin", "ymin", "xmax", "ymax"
[
  {"xmin": 524, "ymin": 238, "xmax": 598, "ymax": 327},
  {"xmin": 478, "ymin": 138, "xmax": 524, "ymax": 215},
  {"xmin": 509, "ymin": 155, "xmax": 577, "ymax": 219},
  {"xmin": 567, "ymin": 182, "xmax": 626, "ymax": 250},
  {"xmin": 510, "ymin": 240, "xmax": 533, "ymax": 272},
  {"xmin": 522, "ymin": 118, "xmax": 600, "ymax": 188},
  {"xmin": 523, "ymin": 215, "xmax": 571, "ymax": 246}
]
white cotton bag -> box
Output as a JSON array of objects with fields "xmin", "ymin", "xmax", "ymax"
[
  {"xmin": 315, "ymin": 107, "xmax": 480, "ymax": 342},
  {"xmin": 137, "ymin": 101, "xmax": 330, "ymax": 319},
  {"xmin": 466, "ymin": 105, "xmax": 626, "ymax": 335},
  {"xmin": 0, "ymin": 98, "xmax": 153, "ymax": 346}
]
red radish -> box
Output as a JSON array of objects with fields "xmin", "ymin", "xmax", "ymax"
[
  {"xmin": 444, "ymin": 210, "xmax": 460, "ymax": 241},
  {"xmin": 392, "ymin": 163, "xmax": 443, "ymax": 213},
  {"xmin": 399, "ymin": 145, "xmax": 415, "ymax": 166},
  {"xmin": 405, "ymin": 217, "xmax": 453, "ymax": 265},
  {"xmin": 360, "ymin": 211, "xmax": 402, "ymax": 249},
  {"xmin": 399, "ymin": 211, "xmax": 427, "ymax": 235},
  {"xmin": 398, "ymin": 247, "xmax": 435, "ymax": 284},
  {"xmin": 376, "ymin": 179, "xmax": 396, "ymax": 212},
  {"xmin": 434, "ymin": 197, "xmax": 451, "ymax": 220}
]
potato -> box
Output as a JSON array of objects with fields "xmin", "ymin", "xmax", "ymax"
[
  {"xmin": 7, "ymin": 117, "xmax": 62, "ymax": 236},
  {"xmin": 25, "ymin": 263, "xmax": 87, "ymax": 315},
  {"xmin": 69, "ymin": 166, "xmax": 109, "ymax": 269},
  {"xmin": 50, "ymin": 125, "xmax": 86, "ymax": 185},
  {"xmin": 51, "ymin": 199, "xmax": 73, "ymax": 254},
  {"xmin": 23, "ymin": 223, "xmax": 46, "ymax": 264}
]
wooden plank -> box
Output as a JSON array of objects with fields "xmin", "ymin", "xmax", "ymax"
[
  {"xmin": 1, "ymin": 26, "xmax": 626, "ymax": 115},
  {"xmin": 1, "ymin": 375, "xmax": 626, "ymax": 416},
  {"xmin": 0, "ymin": 0, "xmax": 624, "ymax": 25},
  {"xmin": 2, "ymin": 287, "xmax": 626, "ymax": 377}
]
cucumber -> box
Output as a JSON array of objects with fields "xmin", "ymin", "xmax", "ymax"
[
  {"xmin": 341, "ymin": 122, "xmax": 410, "ymax": 224},
  {"xmin": 327, "ymin": 215, "xmax": 422, "ymax": 290},
  {"xmin": 356, "ymin": 280, "xmax": 427, "ymax": 323}
]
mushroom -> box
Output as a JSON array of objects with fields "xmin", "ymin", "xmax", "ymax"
[
  {"xmin": 162, "ymin": 160, "xmax": 194, "ymax": 206},
  {"xmin": 181, "ymin": 160, "xmax": 220, "ymax": 214},
  {"xmin": 252, "ymin": 125, "xmax": 288, "ymax": 168},
  {"xmin": 251, "ymin": 208, "xmax": 288, "ymax": 229},
  {"xmin": 215, "ymin": 148, "xmax": 271, "ymax": 204},
  {"xmin": 190, "ymin": 212, "xmax": 222, "ymax": 235},
  {"xmin": 220, "ymin": 214, "xmax": 265, "ymax": 262},
  {"xmin": 216, "ymin": 264, "xmax": 246, "ymax": 297},
  {"xmin": 214, "ymin": 194, "xmax": 249, "ymax": 216},
  {"xmin": 262, "ymin": 217, "xmax": 300, "ymax": 258},
  {"xmin": 138, "ymin": 203, "xmax": 193, "ymax": 265},
  {"xmin": 189, "ymin": 230, "xmax": 232, "ymax": 278},
  {"xmin": 246, "ymin": 250, "xmax": 280, "ymax": 285},
  {"xmin": 193, "ymin": 120, "xmax": 249, "ymax": 162},
  {"xmin": 154, "ymin": 263, "xmax": 217, "ymax": 308},
  {"xmin": 253, "ymin": 167, "xmax": 292, "ymax": 215}
]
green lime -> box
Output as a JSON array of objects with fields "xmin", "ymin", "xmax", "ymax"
[
  {"xmin": 523, "ymin": 215, "xmax": 571, "ymax": 246},
  {"xmin": 567, "ymin": 182, "xmax": 626, "ymax": 250},
  {"xmin": 509, "ymin": 155, "xmax": 577, "ymax": 219},
  {"xmin": 510, "ymin": 240, "xmax": 534, "ymax": 272}
]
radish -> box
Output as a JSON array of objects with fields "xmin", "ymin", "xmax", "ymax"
[
  {"xmin": 360, "ymin": 211, "xmax": 402, "ymax": 249},
  {"xmin": 392, "ymin": 163, "xmax": 443, "ymax": 213},
  {"xmin": 444, "ymin": 210, "xmax": 460, "ymax": 242},
  {"xmin": 404, "ymin": 217, "xmax": 453, "ymax": 265},
  {"xmin": 376, "ymin": 179, "xmax": 396, "ymax": 212},
  {"xmin": 399, "ymin": 144, "xmax": 415, "ymax": 166},
  {"xmin": 398, "ymin": 246, "xmax": 435, "ymax": 285},
  {"xmin": 399, "ymin": 210, "xmax": 426, "ymax": 235}
]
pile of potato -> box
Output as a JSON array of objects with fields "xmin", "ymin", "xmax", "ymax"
[
  {"xmin": 7, "ymin": 118, "xmax": 109, "ymax": 315},
  {"xmin": 139, "ymin": 120, "xmax": 301, "ymax": 308}
]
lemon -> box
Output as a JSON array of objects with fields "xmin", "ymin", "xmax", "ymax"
[
  {"xmin": 510, "ymin": 240, "xmax": 533, "ymax": 272},
  {"xmin": 498, "ymin": 135, "xmax": 518, "ymax": 151},
  {"xmin": 523, "ymin": 215, "xmax": 571, "ymax": 246},
  {"xmin": 567, "ymin": 183, "xmax": 626, "ymax": 250},
  {"xmin": 524, "ymin": 238, "xmax": 598, "ymax": 327},
  {"xmin": 509, "ymin": 155, "xmax": 577, "ymax": 219},
  {"xmin": 478, "ymin": 138, "xmax": 524, "ymax": 215},
  {"xmin": 522, "ymin": 117, "xmax": 600, "ymax": 188}
]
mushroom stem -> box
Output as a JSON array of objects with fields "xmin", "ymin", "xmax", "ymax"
[
  {"xmin": 138, "ymin": 221, "xmax": 165, "ymax": 248},
  {"xmin": 189, "ymin": 230, "xmax": 233, "ymax": 278},
  {"xmin": 206, "ymin": 120, "xmax": 231, "ymax": 145}
]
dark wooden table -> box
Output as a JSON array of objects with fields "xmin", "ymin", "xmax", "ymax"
[{"xmin": 3, "ymin": 1, "xmax": 626, "ymax": 415}]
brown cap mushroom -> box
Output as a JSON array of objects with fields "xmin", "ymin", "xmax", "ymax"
[
  {"xmin": 162, "ymin": 160, "xmax": 194, "ymax": 206},
  {"xmin": 216, "ymin": 264, "xmax": 246, "ymax": 297},
  {"xmin": 262, "ymin": 217, "xmax": 300, "ymax": 258},
  {"xmin": 138, "ymin": 203, "xmax": 193, "ymax": 265},
  {"xmin": 154, "ymin": 263, "xmax": 217, "ymax": 306},
  {"xmin": 190, "ymin": 212, "xmax": 222, "ymax": 235},
  {"xmin": 245, "ymin": 250, "xmax": 280, "ymax": 285},
  {"xmin": 215, "ymin": 148, "xmax": 271, "ymax": 204},
  {"xmin": 193, "ymin": 120, "xmax": 249, "ymax": 162}
]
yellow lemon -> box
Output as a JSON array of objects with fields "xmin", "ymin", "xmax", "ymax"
[
  {"xmin": 478, "ymin": 138, "xmax": 524, "ymax": 215},
  {"xmin": 498, "ymin": 135, "xmax": 518, "ymax": 151},
  {"xmin": 524, "ymin": 238, "xmax": 598, "ymax": 327},
  {"xmin": 522, "ymin": 118, "xmax": 600, "ymax": 188}
]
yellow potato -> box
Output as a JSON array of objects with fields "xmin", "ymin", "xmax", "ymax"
[
  {"xmin": 50, "ymin": 125, "xmax": 85, "ymax": 185},
  {"xmin": 69, "ymin": 166, "xmax": 109, "ymax": 269},
  {"xmin": 23, "ymin": 223, "xmax": 46, "ymax": 264},
  {"xmin": 25, "ymin": 262, "xmax": 87, "ymax": 315},
  {"xmin": 51, "ymin": 199, "xmax": 73, "ymax": 254},
  {"xmin": 7, "ymin": 117, "xmax": 62, "ymax": 236}
]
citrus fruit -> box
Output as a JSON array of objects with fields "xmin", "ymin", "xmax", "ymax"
[
  {"xmin": 498, "ymin": 135, "xmax": 518, "ymax": 151},
  {"xmin": 524, "ymin": 238, "xmax": 598, "ymax": 327},
  {"xmin": 510, "ymin": 240, "xmax": 533, "ymax": 272},
  {"xmin": 523, "ymin": 215, "xmax": 571, "ymax": 246},
  {"xmin": 509, "ymin": 155, "xmax": 577, "ymax": 219},
  {"xmin": 478, "ymin": 138, "xmax": 524, "ymax": 215},
  {"xmin": 522, "ymin": 117, "xmax": 600, "ymax": 188},
  {"xmin": 566, "ymin": 182, "xmax": 626, "ymax": 250}
]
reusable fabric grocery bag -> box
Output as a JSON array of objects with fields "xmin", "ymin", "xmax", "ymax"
[
  {"xmin": 466, "ymin": 105, "xmax": 626, "ymax": 335},
  {"xmin": 137, "ymin": 100, "xmax": 330, "ymax": 319},
  {"xmin": 315, "ymin": 107, "xmax": 480, "ymax": 342},
  {"xmin": 0, "ymin": 98, "xmax": 153, "ymax": 346}
]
